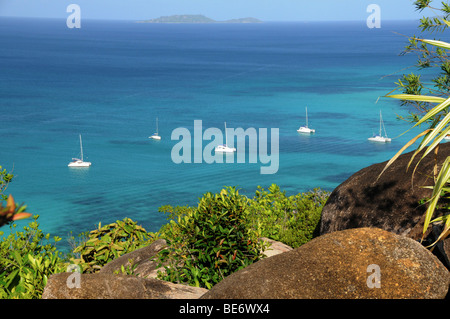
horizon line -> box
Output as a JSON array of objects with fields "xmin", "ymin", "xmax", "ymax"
[{"xmin": 0, "ymin": 15, "xmax": 421, "ymax": 23}]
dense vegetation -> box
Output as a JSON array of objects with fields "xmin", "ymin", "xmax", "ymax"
[
  {"xmin": 0, "ymin": 180, "xmax": 329, "ymax": 298},
  {"xmin": 156, "ymin": 187, "xmax": 263, "ymax": 289},
  {"xmin": 155, "ymin": 185, "xmax": 327, "ymax": 289}
]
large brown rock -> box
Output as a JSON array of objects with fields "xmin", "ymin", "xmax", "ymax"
[
  {"xmin": 99, "ymin": 239, "xmax": 167, "ymax": 278},
  {"xmin": 319, "ymin": 142, "xmax": 450, "ymax": 240},
  {"xmin": 42, "ymin": 273, "xmax": 207, "ymax": 299},
  {"xmin": 260, "ymin": 237, "xmax": 293, "ymax": 258},
  {"xmin": 201, "ymin": 228, "xmax": 450, "ymax": 299}
]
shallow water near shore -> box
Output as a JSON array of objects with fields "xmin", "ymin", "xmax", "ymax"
[{"xmin": 0, "ymin": 18, "xmax": 428, "ymax": 251}]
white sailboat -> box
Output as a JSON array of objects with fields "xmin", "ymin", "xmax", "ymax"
[
  {"xmin": 149, "ymin": 117, "xmax": 161, "ymax": 140},
  {"xmin": 68, "ymin": 134, "xmax": 92, "ymax": 167},
  {"xmin": 215, "ymin": 122, "xmax": 236, "ymax": 153},
  {"xmin": 368, "ymin": 110, "xmax": 391, "ymax": 143},
  {"xmin": 297, "ymin": 107, "xmax": 315, "ymax": 134}
]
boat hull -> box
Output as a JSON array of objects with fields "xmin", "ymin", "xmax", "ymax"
[
  {"xmin": 215, "ymin": 145, "xmax": 236, "ymax": 153},
  {"xmin": 68, "ymin": 161, "xmax": 92, "ymax": 167},
  {"xmin": 297, "ymin": 127, "xmax": 315, "ymax": 134},
  {"xmin": 368, "ymin": 136, "xmax": 391, "ymax": 143}
]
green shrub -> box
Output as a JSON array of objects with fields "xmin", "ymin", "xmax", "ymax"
[
  {"xmin": 71, "ymin": 217, "xmax": 153, "ymax": 273},
  {"xmin": 0, "ymin": 215, "xmax": 65, "ymax": 299},
  {"xmin": 157, "ymin": 187, "xmax": 264, "ymax": 289},
  {"xmin": 156, "ymin": 185, "xmax": 329, "ymax": 288},
  {"xmin": 248, "ymin": 184, "xmax": 329, "ymax": 248}
]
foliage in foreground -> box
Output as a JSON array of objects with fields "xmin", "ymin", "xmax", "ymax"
[
  {"xmin": 0, "ymin": 166, "xmax": 13, "ymax": 201},
  {"xmin": 156, "ymin": 185, "xmax": 329, "ymax": 289},
  {"xmin": 395, "ymin": 0, "xmax": 450, "ymax": 123},
  {"xmin": 384, "ymin": 0, "xmax": 450, "ymax": 246},
  {"xmin": 0, "ymin": 184, "xmax": 328, "ymax": 297},
  {"xmin": 248, "ymin": 184, "xmax": 328, "ymax": 248},
  {"xmin": 156, "ymin": 187, "xmax": 264, "ymax": 289},
  {"xmin": 0, "ymin": 167, "xmax": 31, "ymax": 228},
  {"xmin": 71, "ymin": 217, "xmax": 153, "ymax": 273},
  {"xmin": 0, "ymin": 195, "xmax": 32, "ymax": 229},
  {"xmin": 0, "ymin": 216, "xmax": 64, "ymax": 299}
]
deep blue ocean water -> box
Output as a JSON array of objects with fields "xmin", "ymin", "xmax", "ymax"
[{"xmin": 0, "ymin": 17, "xmax": 427, "ymax": 250}]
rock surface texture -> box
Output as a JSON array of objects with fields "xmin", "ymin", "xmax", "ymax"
[
  {"xmin": 320, "ymin": 143, "xmax": 450, "ymax": 239},
  {"xmin": 42, "ymin": 273, "xmax": 208, "ymax": 299},
  {"xmin": 260, "ymin": 237, "xmax": 293, "ymax": 257},
  {"xmin": 201, "ymin": 228, "xmax": 450, "ymax": 299},
  {"xmin": 99, "ymin": 238, "xmax": 167, "ymax": 278},
  {"xmin": 319, "ymin": 143, "xmax": 450, "ymax": 269},
  {"xmin": 42, "ymin": 237, "xmax": 295, "ymax": 299}
]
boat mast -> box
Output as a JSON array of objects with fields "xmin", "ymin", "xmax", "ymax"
[
  {"xmin": 381, "ymin": 111, "xmax": 388, "ymax": 138},
  {"xmin": 156, "ymin": 117, "xmax": 159, "ymax": 135},
  {"xmin": 79, "ymin": 134, "xmax": 84, "ymax": 161},
  {"xmin": 224, "ymin": 122, "xmax": 228, "ymax": 145},
  {"xmin": 306, "ymin": 107, "xmax": 308, "ymax": 128},
  {"xmin": 378, "ymin": 110, "xmax": 382, "ymax": 137}
]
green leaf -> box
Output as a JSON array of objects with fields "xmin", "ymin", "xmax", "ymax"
[
  {"xmin": 111, "ymin": 243, "xmax": 124, "ymax": 251},
  {"xmin": 422, "ymin": 157, "xmax": 450, "ymax": 236},
  {"xmin": 386, "ymin": 93, "xmax": 446, "ymax": 104},
  {"xmin": 420, "ymin": 38, "xmax": 450, "ymax": 50}
]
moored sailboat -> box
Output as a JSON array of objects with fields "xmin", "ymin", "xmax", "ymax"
[
  {"xmin": 68, "ymin": 134, "xmax": 92, "ymax": 167},
  {"xmin": 149, "ymin": 117, "xmax": 161, "ymax": 140},
  {"xmin": 215, "ymin": 122, "xmax": 236, "ymax": 153},
  {"xmin": 368, "ymin": 110, "xmax": 391, "ymax": 143},
  {"xmin": 297, "ymin": 107, "xmax": 315, "ymax": 134}
]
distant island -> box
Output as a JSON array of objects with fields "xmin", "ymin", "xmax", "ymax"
[{"xmin": 137, "ymin": 14, "xmax": 262, "ymax": 24}]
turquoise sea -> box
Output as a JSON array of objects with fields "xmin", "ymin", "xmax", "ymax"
[{"xmin": 0, "ymin": 17, "xmax": 425, "ymax": 250}]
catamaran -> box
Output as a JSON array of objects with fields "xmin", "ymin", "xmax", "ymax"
[
  {"xmin": 368, "ymin": 110, "xmax": 391, "ymax": 143},
  {"xmin": 297, "ymin": 107, "xmax": 315, "ymax": 134},
  {"xmin": 215, "ymin": 122, "xmax": 236, "ymax": 153},
  {"xmin": 149, "ymin": 117, "xmax": 161, "ymax": 140},
  {"xmin": 68, "ymin": 134, "xmax": 92, "ymax": 167}
]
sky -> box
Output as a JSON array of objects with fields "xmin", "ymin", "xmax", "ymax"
[{"xmin": 0, "ymin": 0, "xmax": 428, "ymax": 21}]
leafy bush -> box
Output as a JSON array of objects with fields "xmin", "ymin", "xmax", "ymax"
[
  {"xmin": 156, "ymin": 185, "xmax": 328, "ymax": 288},
  {"xmin": 248, "ymin": 184, "xmax": 329, "ymax": 248},
  {"xmin": 0, "ymin": 216, "xmax": 65, "ymax": 299},
  {"xmin": 157, "ymin": 187, "xmax": 264, "ymax": 289},
  {"xmin": 71, "ymin": 217, "xmax": 153, "ymax": 273}
]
